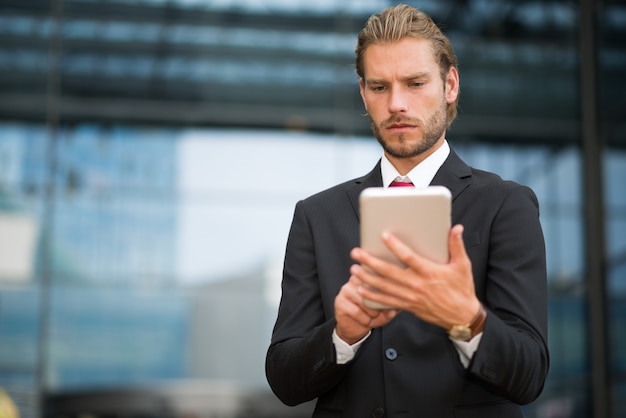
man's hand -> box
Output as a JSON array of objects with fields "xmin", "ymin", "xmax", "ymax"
[
  {"xmin": 349, "ymin": 224, "xmax": 480, "ymax": 331},
  {"xmin": 334, "ymin": 275, "xmax": 399, "ymax": 345}
]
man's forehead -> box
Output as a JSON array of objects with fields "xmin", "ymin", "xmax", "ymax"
[{"xmin": 362, "ymin": 39, "xmax": 439, "ymax": 79}]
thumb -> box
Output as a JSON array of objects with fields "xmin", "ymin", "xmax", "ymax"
[{"xmin": 448, "ymin": 224, "xmax": 468, "ymax": 262}]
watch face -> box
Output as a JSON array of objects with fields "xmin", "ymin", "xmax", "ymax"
[{"xmin": 450, "ymin": 326, "xmax": 471, "ymax": 341}]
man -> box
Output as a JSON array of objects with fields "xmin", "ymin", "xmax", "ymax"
[{"xmin": 266, "ymin": 4, "xmax": 549, "ymax": 417}]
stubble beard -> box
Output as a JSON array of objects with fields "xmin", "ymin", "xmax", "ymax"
[{"xmin": 371, "ymin": 98, "xmax": 448, "ymax": 159}]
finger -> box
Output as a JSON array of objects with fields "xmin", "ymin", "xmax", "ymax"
[
  {"xmin": 342, "ymin": 275, "xmax": 368, "ymax": 304},
  {"xmin": 349, "ymin": 263, "xmax": 392, "ymax": 296},
  {"xmin": 369, "ymin": 309, "xmax": 400, "ymax": 328},
  {"xmin": 380, "ymin": 232, "xmax": 430, "ymax": 272},
  {"xmin": 357, "ymin": 284, "xmax": 404, "ymax": 311},
  {"xmin": 448, "ymin": 224, "xmax": 470, "ymax": 266},
  {"xmin": 341, "ymin": 275, "xmax": 386, "ymax": 318},
  {"xmin": 350, "ymin": 246, "xmax": 408, "ymax": 280},
  {"xmin": 350, "ymin": 255, "xmax": 423, "ymax": 308}
]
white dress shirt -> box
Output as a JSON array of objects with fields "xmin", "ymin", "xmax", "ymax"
[{"xmin": 333, "ymin": 140, "xmax": 482, "ymax": 368}]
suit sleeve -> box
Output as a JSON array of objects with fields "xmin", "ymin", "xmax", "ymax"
[
  {"xmin": 468, "ymin": 185, "xmax": 550, "ymax": 404},
  {"xmin": 265, "ymin": 200, "xmax": 350, "ymax": 406}
]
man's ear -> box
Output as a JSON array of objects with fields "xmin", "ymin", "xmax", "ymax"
[
  {"xmin": 359, "ymin": 78, "xmax": 367, "ymax": 109},
  {"xmin": 445, "ymin": 67, "xmax": 459, "ymax": 104}
]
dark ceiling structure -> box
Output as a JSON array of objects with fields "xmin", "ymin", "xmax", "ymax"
[{"xmin": 0, "ymin": 0, "xmax": 624, "ymax": 146}]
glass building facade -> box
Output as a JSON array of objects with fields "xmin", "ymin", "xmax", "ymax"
[{"xmin": 0, "ymin": 0, "xmax": 624, "ymax": 417}]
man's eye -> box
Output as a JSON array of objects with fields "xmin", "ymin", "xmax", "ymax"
[
  {"xmin": 371, "ymin": 85, "xmax": 386, "ymax": 92},
  {"xmin": 411, "ymin": 82, "xmax": 424, "ymax": 87}
]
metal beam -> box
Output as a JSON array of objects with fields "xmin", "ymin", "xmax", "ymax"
[{"xmin": 580, "ymin": 0, "xmax": 611, "ymax": 417}]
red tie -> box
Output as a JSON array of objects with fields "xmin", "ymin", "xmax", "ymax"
[{"xmin": 389, "ymin": 180, "xmax": 414, "ymax": 187}]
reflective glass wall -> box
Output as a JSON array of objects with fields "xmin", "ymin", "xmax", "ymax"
[{"xmin": 0, "ymin": 0, "xmax": 624, "ymax": 417}]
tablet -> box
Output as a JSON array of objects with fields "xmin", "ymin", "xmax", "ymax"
[{"xmin": 359, "ymin": 185, "xmax": 452, "ymax": 309}]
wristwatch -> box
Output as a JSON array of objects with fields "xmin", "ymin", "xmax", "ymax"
[{"xmin": 448, "ymin": 303, "xmax": 487, "ymax": 341}]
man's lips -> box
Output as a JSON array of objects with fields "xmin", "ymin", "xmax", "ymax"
[{"xmin": 386, "ymin": 123, "xmax": 416, "ymax": 130}]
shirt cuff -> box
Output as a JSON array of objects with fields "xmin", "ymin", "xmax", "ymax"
[
  {"xmin": 450, "ymin": 332, "xmax": 483, "ymax": 368},
  {"xmin": 332, "ymin": 329, "xmax": 371, "ymax": 364}
]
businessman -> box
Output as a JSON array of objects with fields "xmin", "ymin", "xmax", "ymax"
[{"xmin": 266, "ymin": 4, "xmax": 549, "ymax": 417}]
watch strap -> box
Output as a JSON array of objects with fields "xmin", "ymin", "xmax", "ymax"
[{"xmin": 469, "ymin": 303, "xmax": 487, "ymax": 339}]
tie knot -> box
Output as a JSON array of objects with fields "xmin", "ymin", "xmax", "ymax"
[{"xmin": 389, "ymin": 180, "xmax": 414, "ymax": 187}]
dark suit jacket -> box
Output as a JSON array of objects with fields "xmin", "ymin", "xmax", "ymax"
[{"xmin": 266, "ymin": 149, "xmax": 549, "ymax": 418}]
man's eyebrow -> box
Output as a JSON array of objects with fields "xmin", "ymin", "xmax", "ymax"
[
  {"xmin": 403, "ymin": 72, "xmax": 431, "ymax": 81},
  {"xmin": 364, "ymin": 78, "xmax": 386, "ymax": 85},
  {"xmin": 364, "ymin": 72, "xmax": 432, "ymax": 84}
]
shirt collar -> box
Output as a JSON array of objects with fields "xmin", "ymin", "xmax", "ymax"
[{"xmin": 381, "ymin": 140, "xmax": 450, "ymax": 188}]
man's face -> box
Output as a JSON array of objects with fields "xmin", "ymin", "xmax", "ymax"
[{"xmin": 359, "ymin": 37, "xmax": 459, "ymax": 162}]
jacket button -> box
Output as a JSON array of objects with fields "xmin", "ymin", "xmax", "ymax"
[
  {"xmin": 385, "ymin": 348, "xmax": 397, "ymax": 360},
  {"xmin": 371, "ymin": 407, "xmax": 385, "ymax": 417}
]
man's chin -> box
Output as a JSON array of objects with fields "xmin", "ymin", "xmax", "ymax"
[
  {"xmin": 390, "ymin": 152, "xmax": 423, "ymax": 160},
  {"xmin": 383, "ymin": 145, "xmax": 424, "ymax": 159},
  {"xmin": 380, "ymin": 137, "xmax": 425, "ymax": 158},
  {"xmin": 380, "ymin": 133, "xmax": 444, "ymax": 158}
]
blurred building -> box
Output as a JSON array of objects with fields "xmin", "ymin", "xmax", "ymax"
[{"xmin": 0, "ymin": 0, "xmax": 624, "ymax": 417}]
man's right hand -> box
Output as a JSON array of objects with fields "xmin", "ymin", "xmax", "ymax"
[{"xmin": 334, "ymin": 274, "xmax": 398, "ymax": 345}]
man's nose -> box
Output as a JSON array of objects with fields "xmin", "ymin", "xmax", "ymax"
[{"xmin": 388, "ymin": 87, "xmax": 408, "ymax": 113}]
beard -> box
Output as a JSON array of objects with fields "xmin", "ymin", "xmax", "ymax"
[{"xmin": 370, "ymin": 96, "xmax": 448, "ymax": 159}]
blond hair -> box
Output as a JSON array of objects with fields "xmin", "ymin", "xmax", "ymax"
[{"xmin": 355, "ymin": 4, "xmax": 459, "ymax": 125}]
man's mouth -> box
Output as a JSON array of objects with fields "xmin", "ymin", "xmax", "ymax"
[{"xmin": 387, "ymin": 123, "xmax": 414, "ymax": 129}]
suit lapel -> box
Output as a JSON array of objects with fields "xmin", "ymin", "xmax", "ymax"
[
  {"xmin": 347, "ymin": 160, "xmax": 383, "ymax": 221},
  {"xmin": 430, "ymin": 148, "xmax": 472, "ymax": 201}
]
